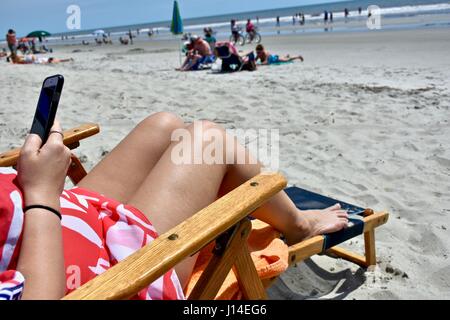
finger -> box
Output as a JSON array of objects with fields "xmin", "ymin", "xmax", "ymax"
[
  {"xmin": 46, "ymin": 120, "xmax": 64, "ymax": 145},
  {"xmin": 21, "ymin": 133, "xmax": 43, "ymax": 155},
  {"xmin": 50, "ymin": 119, "xmax": 62, "ymax": 133}
]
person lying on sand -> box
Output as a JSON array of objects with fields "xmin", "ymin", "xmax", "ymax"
[
  {"xmin": 0, "ymin": 112, "xmax": 348, "ymax": 299},
  {"xmin": 119, "ymin": 37, "xmax": 129, "ymax": 45},
  {"xmin": 9, "ymin": 53, "xmax": 74, "ymax": 64},
  {"xmin": 255, "ymin": 44, "xmax": 304, "ymax": 65},
  {"xmin": 177, "ymin": 35, "xmax": 215, "ymax": 71}
]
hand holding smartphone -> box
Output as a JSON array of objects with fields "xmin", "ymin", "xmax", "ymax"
[
  {"xmin": 19, "ymin": 74, "xmax": 71, "ymax": 206},
  {"xmin": 30, "ymin": 75, "xmax": 64, "ymax": 144}
]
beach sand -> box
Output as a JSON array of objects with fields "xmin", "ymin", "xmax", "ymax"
[{"xmin": 1, "ymin": 27, "xmax": 449, "ymax": 299}]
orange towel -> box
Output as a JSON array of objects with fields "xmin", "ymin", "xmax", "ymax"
[{"xmin": 185, "ymin": 219, "xmax": 289, "ymax": 300}]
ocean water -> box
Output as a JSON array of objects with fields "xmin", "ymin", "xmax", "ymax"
[{"xmin": 8, "ymin": 0, "xmax": 449, "ymax": 45}]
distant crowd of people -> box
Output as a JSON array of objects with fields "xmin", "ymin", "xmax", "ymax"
[
  {"xmin": 177, "ymin": 27, "xmax": 303, "ymax": 72},
  {"xmin": 3, "ymin": 6, "xmax": 369, "ymax": 68},
  {"xmin": 272, "ymin": 6, "xmax": 366, "ymax": 29},
  {"xmin": 2, "ymin": 28, "xmax": 73, "ymax": 65}
]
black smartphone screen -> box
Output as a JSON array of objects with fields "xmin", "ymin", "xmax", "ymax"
[{"xmin": 30, "ymin": 75, "xmax": 64, "ymax": 144}]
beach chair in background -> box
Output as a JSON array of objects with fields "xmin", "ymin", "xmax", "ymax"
[
  {"xmin": 0, "ymin": 123, "xmax": 389, "ymax": 300},
  {"xmin": 214, "ymin": 42, "xmax": 256, "ymax": 73}
]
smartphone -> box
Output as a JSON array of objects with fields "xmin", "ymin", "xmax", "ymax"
[{"xmin": 30, "ymin": 75, "xmax": 64, "ymax": 144}]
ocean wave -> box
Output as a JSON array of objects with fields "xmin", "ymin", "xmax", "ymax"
[{"xmin": 181, "ymin": 3, "xmax": 450, "ymax": 31}]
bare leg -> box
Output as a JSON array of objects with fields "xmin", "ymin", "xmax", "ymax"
[
  {"xmin": 126, "ymin": 121, "xmax": 348, "ymax": 288},
  {"xmin": 78, "ymin": 112, "xmax": 185, "ymax": 202},
  {"xmin": 279, "ymin": 55, "xmax": 304, "ymax": 62},
  {"xmin": 176, "ymin": 56, "xmax": 191, "ymax": 71},
  {"xmin": 58, "ymin": 58, "xmax": 74, "ymax": 63},
  {"xmin": 79, "ymin": 114, "xmax": 347, "ymax": 290}
]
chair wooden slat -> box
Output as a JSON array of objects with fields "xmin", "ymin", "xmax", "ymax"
[{"xmin": 63, "ymin": 172, "xmax": 287, "ymax": 300}]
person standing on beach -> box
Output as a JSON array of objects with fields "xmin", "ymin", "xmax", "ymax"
[
  {"xmin": 6, "ymin": 29, "xmax": 17, "ymax": 55},
  {"xmin": 230, "ymin": 20, "xmax": 240, "ymax": 43},
  {"xmin": 324, "ymin": 11, "xmax": 329, "ymax": 24},
  {"xmin": 276, "ymin": 16, "xmax": 280, "ymax": 34},
  {"xmin": 359, "ymin": 7, "xmax": 362, "ymax": 15},
  {"xmin": 330, "ymin": 11, "xmax": 333, "ymax": 23},
  {"xmin": 128, "ymin": 29, "xmax": 133, "ymax": 45},
  {"xmin": 203, "ymin": 27, "xmax": 216, "ymax": 51}
]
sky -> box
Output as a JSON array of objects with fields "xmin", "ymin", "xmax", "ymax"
[{"xmin": 0, "ymin": 0, "xmax": 344, "ymax": 36}]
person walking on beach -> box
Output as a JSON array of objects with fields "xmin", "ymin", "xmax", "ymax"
[
  {"xmin": 330, "ymin": 11, "xmax": 333, "ymax": 23},
  {"xmin": 324, "ymin": 11, "xmax": 329, "ymax": 24},
  {"xmin": 301, "ymin": 13, "xmax": 305, "ymax": 25},
  {"xmin": 359, "ymin": 7, "xmax": 362, "ymax": 15},
  {"xmin": 6, "ymin": 29, "xmax": 17, "ymax": 55}
]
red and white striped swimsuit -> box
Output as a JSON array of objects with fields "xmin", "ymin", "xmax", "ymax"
[{"xmin": 0, "ymin": 168, "xmax": 184, "ymax": 300}]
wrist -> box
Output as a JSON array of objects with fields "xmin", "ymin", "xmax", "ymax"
[
  {"xmin": 24, "ymin": 205, "xmax": 62, "ymax": 221},
  {"xmin": 23, "ymin": 190, "xmax": 61, "ymax": 209}
]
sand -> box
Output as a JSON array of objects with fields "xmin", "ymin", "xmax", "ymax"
[{"xmin": 1, "ymin": 27, "xmax": 449, "ymax": 299}]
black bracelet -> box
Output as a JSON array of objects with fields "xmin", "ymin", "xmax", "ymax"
[{"xmin": 24, "ymin": 205, "xmax": 62, "ymax": 220}]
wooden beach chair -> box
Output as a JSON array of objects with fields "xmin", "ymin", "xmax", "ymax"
[{"xmin": 0, "ymin": 123, "xmax": 389, "ymax": 300}]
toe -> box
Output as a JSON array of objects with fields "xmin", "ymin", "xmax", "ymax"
[
  {"xmin": 336, "ymin": 210, "xmax": 349, "ymax": 218},
  {"xmin": 327, "ymin": 203, "xmax": 341, "ymax": 211},
  {"xmin": 339, "ymin": 219, "xmax": 349, "ymax": 228}
]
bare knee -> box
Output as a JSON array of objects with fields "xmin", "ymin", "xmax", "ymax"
[
  {"xmin": 187, "ymin": 120, "xmax": 225, "ymax": 135},
  {"xmin": 139, "ymin": 112, "xmax": 185, "ymax": 133}
]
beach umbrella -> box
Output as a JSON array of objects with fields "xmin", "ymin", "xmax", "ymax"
[
  {"xmin": 170, "ymin": 1, "xmax": 183, "ymax": 35},
  {"xmin": 171, "ymin": 1, "xmax": 184, "ymax": 66},
  {"xmin": 27, "ymin": 30, "xmax": 51, "ymax": 38}
]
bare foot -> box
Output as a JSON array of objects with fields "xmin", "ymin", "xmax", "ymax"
[
  {"xmin": 284, "ymin": 203, "xmax": 348, "ymax": 245},
  {"xmin": 298, "ymin": 55, "xmax": 304, "ymax": 62}
]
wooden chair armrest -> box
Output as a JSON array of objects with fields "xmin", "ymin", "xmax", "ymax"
[
  {"xmin": 0, "ymin": 123, "xmax": 100, "ymax": 167},
  {"xmin": 63, "ymin": 172, "xmax": 287, "ymax": 300}
]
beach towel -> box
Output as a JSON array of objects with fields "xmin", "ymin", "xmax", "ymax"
[{"xmin": 185, "ymin": 219, "xmax": 289, "ymax": 299}]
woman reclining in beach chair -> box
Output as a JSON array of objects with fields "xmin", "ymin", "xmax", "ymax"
[
  {"xmin": 0, "ymin": 112, "xmax": 351, "ymax": 300},
  {"xmin": 213, "ymin": 41, "xmax": 256, "ymax": 72}
]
